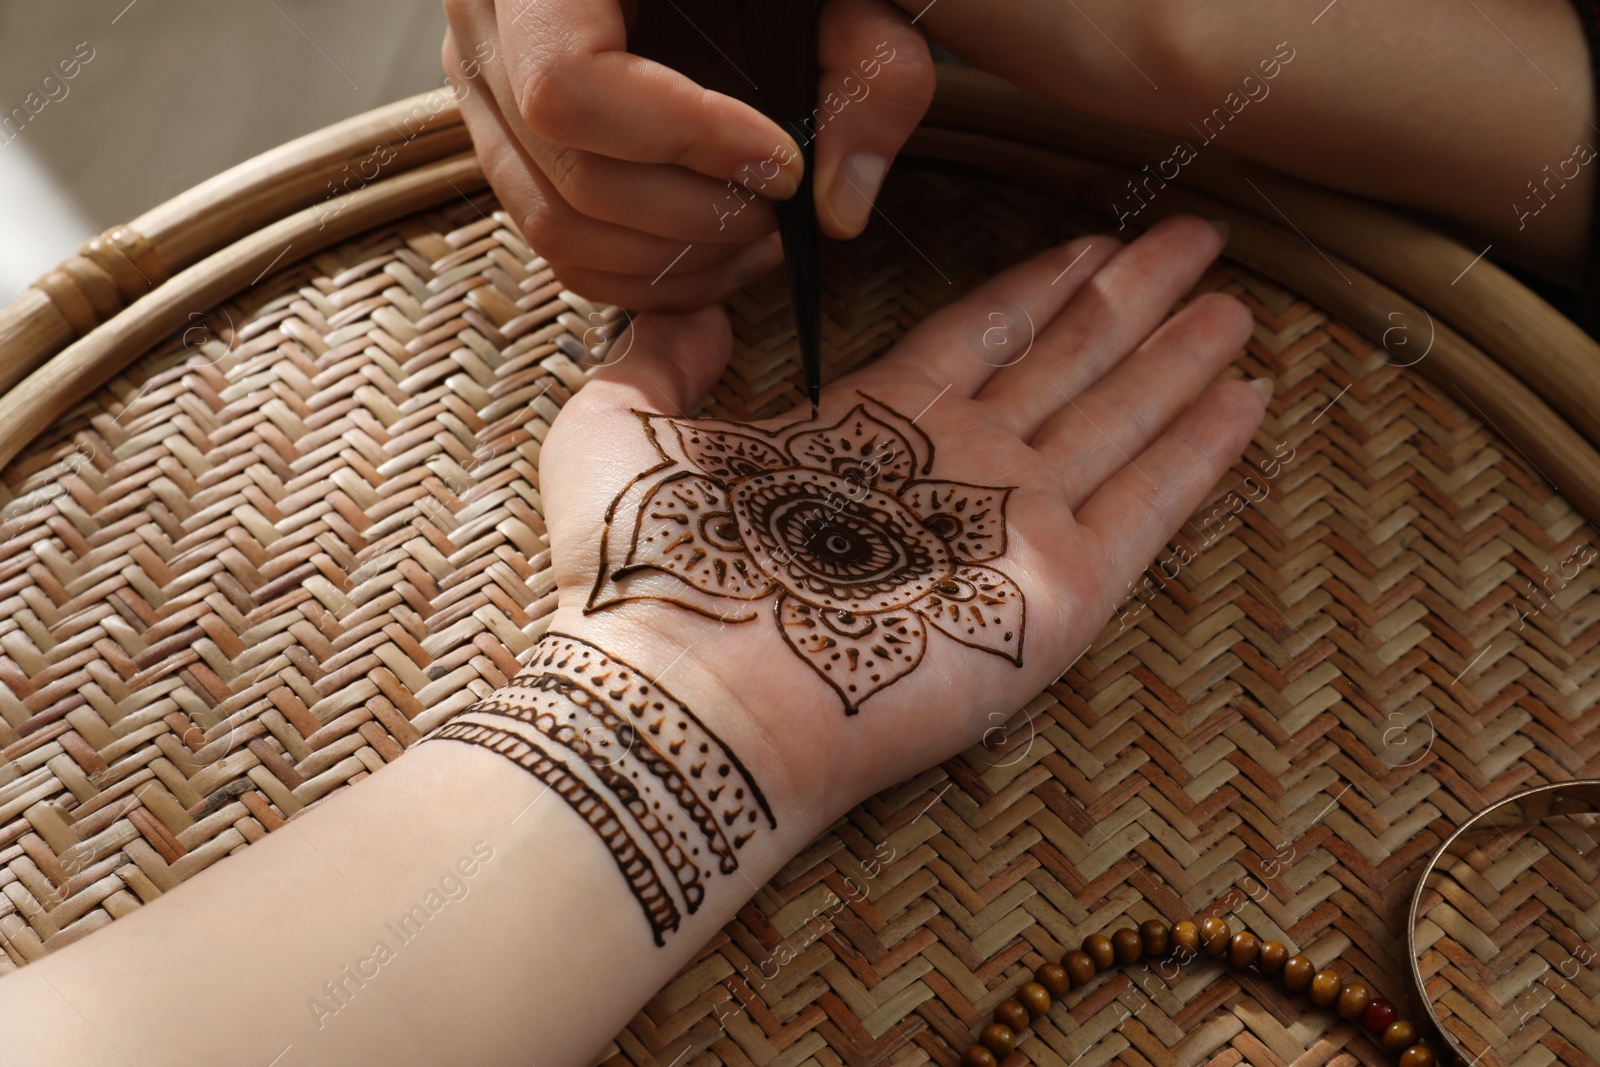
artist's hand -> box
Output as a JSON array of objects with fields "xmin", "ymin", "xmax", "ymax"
[
  {"xmin": 883, "ymin": 0, "xmax": 1594, "ymax": 279},
  {"xmin": 537, "ymin": 216, "xmax": 1267, "ymax": 831},
  {"xmin": 440, "ymin": 0, "xmax": 934, "ymax": 310}
]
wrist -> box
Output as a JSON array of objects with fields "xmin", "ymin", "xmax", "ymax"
[
  {"xmin": 536, "ymin": 607, "xmax": 843, "ymax": 854},
  {"xmin": 421, "ymin": 616, "xmax": 826, "ymax": 953}
]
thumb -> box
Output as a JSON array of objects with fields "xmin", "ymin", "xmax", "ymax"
[
  {"xmin": 810, "ymin": 0, "xmax": 936, "ymax": 239},
  {"xmin": 578, "ymin": 306, "xmax": 734, "ymax": 418}
]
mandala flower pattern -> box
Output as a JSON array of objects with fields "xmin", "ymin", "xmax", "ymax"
[{"xmin": 587, "ymin": 393, "xmax": 1026, "ymax": 714}]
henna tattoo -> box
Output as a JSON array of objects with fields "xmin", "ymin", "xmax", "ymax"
[
  {"xmin": 588, "ymin": 393, "xmax": 1027, "ymax": 714},
  {"xmin": 430, "ymin": 721, "xmax": 686, "ymax": 940},
  {"xmin": 423, "ymin": 633, "xmax": 775, "ymax": 946}
]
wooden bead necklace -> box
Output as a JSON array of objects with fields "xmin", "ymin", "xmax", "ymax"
[{"xmin": 959, "ymin": 916, "xmax": 1439, "ymax": 1067}]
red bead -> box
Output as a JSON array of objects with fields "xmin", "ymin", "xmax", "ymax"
[{"xmin": 1363, "ymin": 997, "xmax": 1399, "ymax": 1034}]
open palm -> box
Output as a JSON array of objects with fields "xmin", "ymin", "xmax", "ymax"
[{"xmin": 537, "ymin": 216, "xmax": 1267, "ymax": 821}]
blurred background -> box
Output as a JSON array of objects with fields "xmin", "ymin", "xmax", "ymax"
[{"xmin": 0, "ymin": 0, "xmax": 448, "ymax": 302}]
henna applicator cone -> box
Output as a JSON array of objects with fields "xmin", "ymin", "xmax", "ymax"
[{"xmin": 736, "ymin": 0, "xmax": 825, "ymax": 417}]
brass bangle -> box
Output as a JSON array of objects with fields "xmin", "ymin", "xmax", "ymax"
[{"xmin": 1406, "ymin": 778, "xmax": 1600, "ymax": 1063}]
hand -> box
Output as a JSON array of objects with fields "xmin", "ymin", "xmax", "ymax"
[
  {"xmin": 537, "ymin": 215, "xmax": 1268, "ymax": 834},
  {"xmin": 884, "ymin": 0, "xmax": 1594, "ymax": 280},
  {"xmin": 440, "ymin": 0, "xmax": 935, "ymax": 310},
  {"xmin": 0, "ymin": 218, "xmax": 1265, "ymax": 1067}
]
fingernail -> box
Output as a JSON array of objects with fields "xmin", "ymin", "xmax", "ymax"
[
  {"xmin": 736, "ymin": 157, "xmax": 800, "ymax": 201},
  {"xmin": 1248, "ymin": 377, "xmax": 1274, "ymax": 402},
  {"xmin": 731, "ymin": 237, "xmax": 785, "ymax": 287},
  {"xmin": 827, "ymin": 154, "xmax": 890, "ymax": 237},
  {"xmin": 1209, "ymin": 218, "xmax": 1232, "ymax": 245}
]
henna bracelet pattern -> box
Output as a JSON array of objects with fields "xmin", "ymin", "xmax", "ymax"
[{"xmin": 423, "ymin": 632, "xmax": 776, "ymax": 946}]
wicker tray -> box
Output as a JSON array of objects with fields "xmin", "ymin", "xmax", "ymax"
[{"xmin": 2, "ymin": 68, "xmax": 1599, "ymax": 1067}]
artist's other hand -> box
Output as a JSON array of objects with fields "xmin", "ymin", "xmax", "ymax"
[
  {"xmin": 440, "ymin": 0, "xmax": 934, "ymax": 311},
  {"xmin": 886, "ymin": 0, "xmax": 1594, "ymax": 281},
  {"xmin": 538, "ymin": 216, "xmax": 1267, "ymax": 833}
]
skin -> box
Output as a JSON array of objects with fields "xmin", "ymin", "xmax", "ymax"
[
  {"xmin": 440, "ymin": 0, "xmax": 936, "ymax": 309},
  {"xmin": 902, "ymin": 0, "xmax": 1596, "ymax": 283},
  {"xmin": 445, "ymin": 0, "xmax": 1596, "ymax": 308},
  {"xmin": 0, "ymin": 218, "xmax": 1267, "ymax": 1066}
]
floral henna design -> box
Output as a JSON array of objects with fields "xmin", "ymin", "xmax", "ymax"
[
  {"xmin": 424, "ymin": 633, "xmax": 776, "ymax": 946},
  {"xmin": 588, "ymin": 394, "xmax": 1027, "ymax": 714}
]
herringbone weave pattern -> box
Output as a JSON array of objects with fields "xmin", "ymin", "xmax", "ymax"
[{"xmin": 0, "ymin": 168, "xmax": 1596, "ymax": 1067}]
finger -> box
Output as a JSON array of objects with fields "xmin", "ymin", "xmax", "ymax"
[
  {"xmin": 554, "ymin": 233, "xmax": 785, "ymax": 312},
  {"xmin": 810, "ymin": 0, "xmax": 935, "ymax": 238},
  {"xmin": 1034, "ymin": 292, "xmax": 1254, "ymax": 510},
  {"xmin": 531, "ymin": 143, "xmax": 780, "ymax": 245},
  {"xmin": 975, "ymin": 215, "xmax": 1228, "ymax": 439},
  {"xmin": 451, "ymin": 58, "xmax": 764, "ymax": 276},
  {"xmin": 1075, "ymin": 378, "xmax": 1269, "ymax": 604},
  {"xmin": 446, "ymin": 29, "xmax": 780, "ymax": 246},
  {"xmin": 836, "ymin": 234, "xmax": 1121, "ymax": 399},
  {"xmin": 579, "ymin": 307, "xmax": 735, "ymax": 417},
  {"xmin": 493, "ymin": 0, "xmax": 804, "ymax": 190}
]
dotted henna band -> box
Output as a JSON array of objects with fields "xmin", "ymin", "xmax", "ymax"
[
  {"xmin": 451, "ymin": 706, "xmax": 713, "ymax": 914},
  {"xmin": 488, "ymin": 674, "xmax": 753, "ymax": 870},
  {"xmin": 429, "ymin": 721, "xmax": 684, "ymax": 944},
  {"xmin": 423, "ymin": 632, "xmax": 776, "ymax": 947}
]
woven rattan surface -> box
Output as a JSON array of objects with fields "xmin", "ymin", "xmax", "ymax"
[
  {"xmin": 1420, "ymin": 810, "xmax": 1600, "ymax": 1067},
  {"xmin": 1, "ymin": 164, "xmax": 1598, "ymax": 1067}
]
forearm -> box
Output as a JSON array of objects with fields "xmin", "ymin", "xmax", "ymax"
[
  {"xmin": 0, "ymin": 619, "xmax": 826, "ymax": 1067},
  {"xmin": 906, "ymin": 0, "xmax": 1596, "ymax": 281}
]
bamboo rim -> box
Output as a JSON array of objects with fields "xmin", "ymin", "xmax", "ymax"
[
  {"xmin": 0, "ymin": 152, "xmax": 486, "ymax": 472},
  {"xmin": 2, "ymin": 69, "xmax": 1598, "ymax": 523},
  {"xmin": 0, "ymin": 87, "xmax": 471, "ymax": 392}
]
